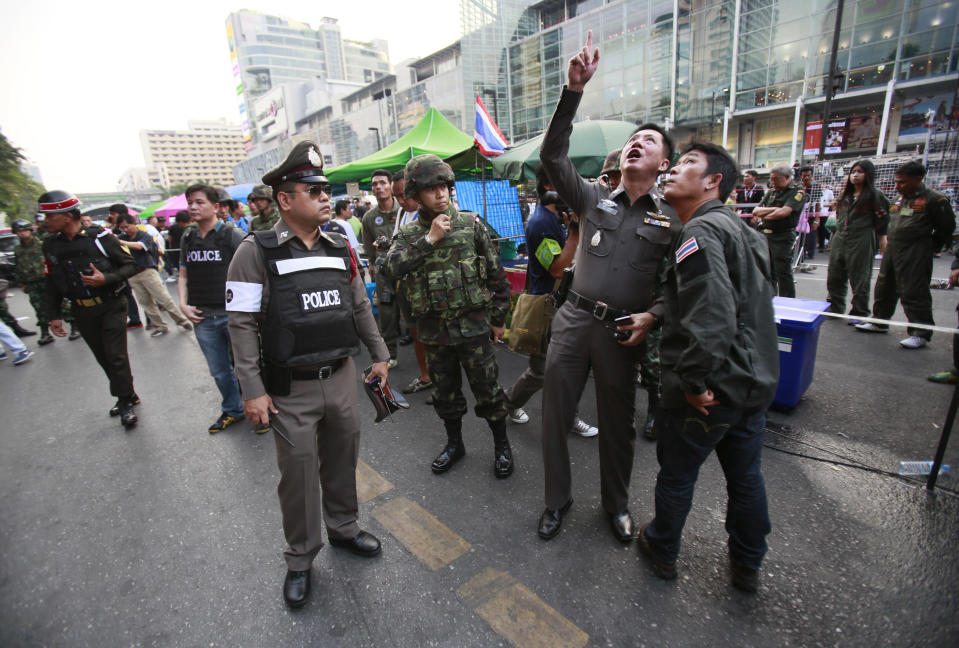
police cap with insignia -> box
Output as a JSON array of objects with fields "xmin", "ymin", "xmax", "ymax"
[{"xmin": 262, "ymin": 141, "xmax": 327, "ymax": 188}]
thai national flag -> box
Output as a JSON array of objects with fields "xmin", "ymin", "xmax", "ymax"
[{"xmin": 474, "ymin": 95, "xmax": 509, "ymax": 157}]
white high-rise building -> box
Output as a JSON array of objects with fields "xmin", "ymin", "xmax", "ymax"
[{"xmin": 140, "ymin": 119, "xmax": 246, "ymax": 189}]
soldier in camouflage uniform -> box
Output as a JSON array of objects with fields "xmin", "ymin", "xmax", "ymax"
[
  {"xmin": 247, "ymin": 184, "xmax": 279, "ymax": 232},
  {"xmin": 385, "ymin": 154, "xmax": 514, "ymax": 478},
  {"xmin": 12, "ymin": 219, "xmax": 78, "ymax": 344}
]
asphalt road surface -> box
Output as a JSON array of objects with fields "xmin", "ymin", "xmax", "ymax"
[{"xmin": 2, "ymin": 258, "xmax": 958, "ymax": 647}]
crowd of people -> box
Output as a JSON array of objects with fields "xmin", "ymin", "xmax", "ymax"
[{"xmin": 3, "ymin": 31, "xmax": 957, "ymax": 610}]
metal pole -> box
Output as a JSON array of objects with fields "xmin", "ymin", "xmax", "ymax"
[
  {"xmin": 876, "ymin": 79, "xmax": 895, "ymax": 157},
  {"xmin": 927, "ymin": 381, "xmax": 959, "ymax": 491},
  {"xmin": 818, "ymin": 0, "xmax": 845, "ymax": 161},
  {"xmin": 479, "ymin": 149, "xmax": 489, "ymax": 224},
  {"xmin": 789, "ymin": 96, "xmax": 804, "ymax": 167},
  {"xmin": 723, "ymin": 106, "xmax": 730, "ymax": 148},
  {"xmin": 711, "ymin": 91, "xmax": 716, "ymax": 142}
]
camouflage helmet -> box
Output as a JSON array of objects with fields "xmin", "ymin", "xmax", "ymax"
[
  {"xmin": 214, "ymin": 187, "xmax": 232, "ymax": 204},
  {"xmin": 248, "ymin": 184, "xmax": 273, "ymax": 202},
  {"xmin": 404, "ymin": 154, "xmax": 455, "ymax": 199},
  {"xmin": 11, "ymin": 219, "xmax": 33, "ymax": 232},
  {"xmin": 602, "ymin": 149, "xmax": 621, "ymax": 175}
]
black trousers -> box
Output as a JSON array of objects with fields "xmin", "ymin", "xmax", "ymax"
[{"xmin": 75, "ymin": 297, "xmax": 135, "ymax": 400}]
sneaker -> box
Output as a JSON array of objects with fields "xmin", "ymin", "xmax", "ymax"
[
  {"xmin": 387, "ymin": 357, "xmax": 398, "ymax": 369},
  {"xmin": 637, "ymin": 523, "xmax": 677, "ymax": 580},
  {"xmin": 729, "ymin": 556, "xmax": 760, "ymax": 593},
  {"xmin": 127, "ymin": 321, "xmax": 143, "ymax": 329},
  {"xmin": 150, "ymin": 328, "xmax": 168, "ymax": 337},
  {"xmin": 209, "ymin": 412, "xmax": 243, "ymax": 434},
  {"xmin": 0, "ymin": 351, "xmax": 7, "ymax": 361},
  {"xmin": 928, "ymin": 369, "xmax": 959, "ymax": 384},
  {"xmin": 874, "ymin": 253, "xmax": 882, "ymax": 259},
  {"xmin": 110, "ymin": 394, "xmax": 141, "ymax": 416},
  {"xmin": 179, "ymin": 322, "xmax": 194, "ymax": 332},
  {"xmin": 571, "ymin": 417, "xmax": 598, "ymax": 437},
  {"xmin": 847, "ymin": 318, "xmax": 862, "ymax": 326},
  {"xmin": 854, "ymin": 322, "xmax": 887, "ymax": 333},
  {"xmin": 253, "ymin": 422, "xmax": 271, "ymax": 435},
  {"xmin": 165, "ymin": 275, "xmax": 178, "ymax": 283},
  {"xmin": 508, "ymin": 407, "xmax": 530, "ymax": 424},
  {"xmin": 899, "ymin": 336, "xmax": 928, "ymax": 349},
  {"xmin": 402, "ymin": 376, "xmax": 433, "ymax": 394},
  {"xmin": 13, "ymin": 349, "xmax": 34, "ymax": 365}
]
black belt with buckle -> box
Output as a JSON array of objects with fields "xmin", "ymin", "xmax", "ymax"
[
  {"xmin": 291, "ymin": 358, "xmax": 344, "ymax": 381},
  {"xmin": 567, "ymin": 290, "xmax": 629, "ymax": 323}
]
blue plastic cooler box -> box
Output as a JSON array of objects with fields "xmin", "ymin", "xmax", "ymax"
[{"xmin": 772, "ymin": 297, "xmax": 830, "ymax": 410}]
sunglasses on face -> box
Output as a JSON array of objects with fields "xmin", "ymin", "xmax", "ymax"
[{"xmin": 285, "ymin": 183, "xmax": 332, "ymax": 199}]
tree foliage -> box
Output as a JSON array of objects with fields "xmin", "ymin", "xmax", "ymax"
[{"xmin": 0, "ymin": 132, "xmax": 45, "ymax": 223}]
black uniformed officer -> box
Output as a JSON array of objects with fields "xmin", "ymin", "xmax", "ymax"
[
  {"xmin": 226, "ymin": 141, "xmax": 389, "ymax": 609},
  {"xmin": 40, "ymin": 190, "xmax": 140, "ymax": 427},
  {"xmin": 537, "ymin": 31, "xmax": 680, "ymax": 543},
  {"xmin": 637, "ymin": 142, "xmax": 778, "ymax": 593},
  {"xmin": 751, "ymin": 166, "xmax": 806, "ymax": 297}
]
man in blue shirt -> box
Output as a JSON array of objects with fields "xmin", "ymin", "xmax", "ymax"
[{"xmin": 503, "ymin": 165, "xmax": 597, "ymax": 438}]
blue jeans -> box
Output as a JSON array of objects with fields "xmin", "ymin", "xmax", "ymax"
[
  {"xmin": 0, "ymin": 320, "xmax": 27, "ymax": 354},
  {"xmin": 194, "ymin": 314, "xmax": 244, "ymax": 417},
  {"xmin": 646, "ymin": 404, "xmax": 771, "ymax": 570}
]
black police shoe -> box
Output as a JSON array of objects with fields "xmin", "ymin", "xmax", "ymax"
[
  {"xmin": 493, "ymin": 443, "xmax": 513, "ymax": 478},
  {"xmin": 37, "ymin": 332, "xmax": 55, "ymax": 346},
  {"xmin": 283, "ymin": 569, "xmax": 311, "ymax": 608},
  {"xmin": 431, "ymin": 443, "xmax": 465, "ymax": 474},
  {"xmin": 537, "ymin": 499, "xmax": 573, "ymax": 540},
  {"xmin": 729, "ymin": 556, "xmax": 759, "ymax": 593},
  {"xmin": 609, "ymin": 510, "xmax": 635, "ymax": 542},
  {"xmin": 328, "ymin": 531, "xmax": 381, "ymax": 557},
  {"xmin": 68, "ymin": 326, "xmax": 82, "ymax": 341},
  {"xmin": 110, "ymin": 394, "xmax": 141, "ymax": 417},
  {"xmin": 118, "ymin": 401, "xmax": 138, "ymax": 429}
]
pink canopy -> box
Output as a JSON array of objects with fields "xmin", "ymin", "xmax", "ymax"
[{"xmin": 155, "ymin": 194, "xmax": 186, "ymax": 220}]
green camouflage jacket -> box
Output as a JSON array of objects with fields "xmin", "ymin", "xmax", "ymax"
[
  {"xmin": 385, "ymin": 206, "xmax": 510, "ymax": 345},
  {"xmin": 249, "ymin": 205, "xmax": 279, "ymax": 232},
  {"xmin": 13, "ymin": 235, "xmax": 46, "ymax": 284}
]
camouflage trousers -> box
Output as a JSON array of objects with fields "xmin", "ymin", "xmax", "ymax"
[
  {"xmin": 636, "ymin": 325, "xmax": 662, "ymax": 399},
  {"xmin": 23, "ymin": 281, "xmax": 73, "ymax": 327},
  {"xmin": 424, "ymin": 335, "xmax": 507, "ymax": 423}
]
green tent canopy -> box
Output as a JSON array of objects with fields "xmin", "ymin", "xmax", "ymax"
[
  {"xmin": 325, "ymin": 108, "xmax": 478, "ymax": 184},
  {"xmin": 491, "ymin": 120, "xmax": 637, "ymax": 182}
]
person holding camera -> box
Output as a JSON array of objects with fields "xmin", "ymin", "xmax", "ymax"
[
  {"xmin": 39, "ymin": 190, "xmax": 141, "ymax": 428},
  {"xmin": 535, "ymin": 31, "xmax": 680, "ymax": 543}
]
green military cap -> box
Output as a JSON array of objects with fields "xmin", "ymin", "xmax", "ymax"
[
  {"xmin": 248, "ymin": 184, "xmax": 273, "ymax": 202},
  {"xmin": 602, "ymin": 149, "xmax": 621, "ymax": 174},
  {"xmin": 214, "ymin": 187, "xmax": 231, "ymax": 204},
  {"xmin": 261, "ymin": 141, "xmax": 327, "ymax": 188}
]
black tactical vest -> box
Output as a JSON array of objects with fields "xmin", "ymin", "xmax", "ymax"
[
  {"xmin": 183, "ymin": 224, "xmax": 236, "ymax": 307},
  {"xmin": 43, "ymin": 226, "xmax": 125, "ymax": 300},
  {"xmin": 253, "ymin": 230, "xmax": 360, "ymax": 367}
]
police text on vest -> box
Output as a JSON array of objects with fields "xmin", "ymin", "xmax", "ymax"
[{"xmin": 301, "ymin": 290, "xmax": 341, "ymax": 312}]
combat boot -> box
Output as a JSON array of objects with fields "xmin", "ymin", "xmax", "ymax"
[
  {"xmin": 12, "ymin": 322, "xmax": 36, "ymax": 338},
  {"xmin": 642, "ymin": 391, "xmax": 659, "ymax": 441},
  {"xmin": 431, "ymin": 418, "xmax": 465, "ymax": 474},
  {"xmin": 490, "ymin": 418, "xmax": 513, "ymax": 478},
  {"xmin": 68, "ymin": 323, "xmax": 81, "ymax": 341},
  {"xmin": 37, "ymin": 325, "xmax": 55, "ymax": 346}
]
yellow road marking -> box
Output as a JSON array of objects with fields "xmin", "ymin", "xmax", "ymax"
[
  {"xmin": 356, "ymin": 460, "xmax": 393, "ymax": 503},
  {"xmin": 458, "ymin": 568, "xmax": 588, "ymax": 648},
  {"xmin": 372, "ymin": 497, "xmax": 470, "ymax": 570}
]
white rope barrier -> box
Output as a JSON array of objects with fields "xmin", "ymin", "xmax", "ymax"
[{"xmin": 775, "ymin": 304, "xmax": 959, "ymax": 335}]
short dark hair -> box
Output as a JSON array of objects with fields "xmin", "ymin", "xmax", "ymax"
[
  {"xmin": 334, "ymin": 199, "xmax": 350, "ymax": 215},
  {"xmin": 630, "ymin": 123, "xmax": 675, "ymax": 164},
  {"xmin": 185, "ymin": 184, "xmax": 219, "ymax": 203},
  {"xmin": 108, "ymin": 203, "xmax": 129, "ymax": 217},
  {"xmin": 226, "ymin": 199, "xmax": 239, "ymax": 211},
  {"xmin": 175, "ymin": 210, "xmax": 191, "ymax": 224},
  {"xmin": 118, "ymin": 213, "xmax": 138, "ymax": 225},
  {"xmin": 744, "ymin": 169, "xmax": 758, "ymax": 178},
  {"xmin": 371, "ymin": 169, "xmax": 393, "ymax": 183},
  {"xmin": 392, "ymin": 169, "xmax": 405, "ymax": 183},
  {"xmin": 800, "ymin": 165, "xmax": 814, "ymax": 175},
  {"xmin": 681, "ymin": 141, "xmax": 739, "ymax": 202},
  {"xmin": 535, "ymin": 163, "xmax": 552, "ymax": 199},
  {"xmin": 895, "ymin": 160, "xmax": 926, "ymax": 178}
]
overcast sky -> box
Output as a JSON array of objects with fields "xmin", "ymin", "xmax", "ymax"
[{"xmin": 0, "ymin": 1, "xmax": 461, "ymax": 192}]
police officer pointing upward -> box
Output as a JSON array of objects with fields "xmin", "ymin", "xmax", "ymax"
[
  {"xmin": 40, "ymin": 190, "xmax": 140, "ymax": 428},
  {"xmin": 226, "ymin": 142, "xmax": 389, "ymax": 609},
  {"xmin": 536, "ymin": 31, "xmax": 680, "ymax": 543}
]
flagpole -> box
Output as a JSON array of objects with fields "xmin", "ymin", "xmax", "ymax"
[{"xmin": 480, "ymin": 148, "xmax": 488, "ymax": 224}]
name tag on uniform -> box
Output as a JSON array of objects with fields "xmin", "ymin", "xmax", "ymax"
[
  {"xmin": 597, "ymin": 199, "xmax": 618, "ymax": 215},
  {"xmin": 643, "ymin": 217, "xmax": 670, "ymax": 228},
  {"xmin": 899, "ymin": 208, "xmax": 913, "ymax": 217}
]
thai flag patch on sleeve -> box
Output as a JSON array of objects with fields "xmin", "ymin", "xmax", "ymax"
[{"xmin": 675, "ymin": 237, "xmax": 699, "ymax": 264}]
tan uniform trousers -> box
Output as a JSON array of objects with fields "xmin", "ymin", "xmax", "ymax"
[
  {"xmin": 127, "ymin": 268, "xmax": 190, "ymax": 332},
  {"xmin": 271, "ymin": 358, "xmax": 361, "ymax": 571}
]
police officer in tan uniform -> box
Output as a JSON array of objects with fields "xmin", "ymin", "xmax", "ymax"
[
  {"xmin": 226, "ymin": 141, "xmax": 390, "ymax": 609},
  {"xmin": 537, "ymin": 31, "xmax": 680, "ymax": 543}
]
